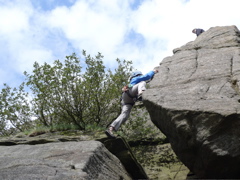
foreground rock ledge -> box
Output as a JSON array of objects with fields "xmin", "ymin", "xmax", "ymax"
[
  {"xmin": 0, "ymin": 141, "xmax": 131, "ymax": 180},
  {"xmin": 144, "ymin": 25, "xmax": 240, "ymax": 179}
]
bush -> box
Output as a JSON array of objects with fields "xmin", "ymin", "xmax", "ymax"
[{"xmin": 0, "ymin": 51, "xmax": 133, "ymax": 135}]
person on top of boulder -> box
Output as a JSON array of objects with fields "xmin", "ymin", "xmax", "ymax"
[
  {"xmin": 105, "ymin": 69, "xmax": 158, "ymax": 138},
  {"xmin": 192, "ymin": 28, "xmax": 205, "ymax": 36}
]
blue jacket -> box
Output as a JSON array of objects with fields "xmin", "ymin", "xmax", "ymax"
[{"xmin": 129, "ymin": 71, "xmax": 155, "ymax": 86}]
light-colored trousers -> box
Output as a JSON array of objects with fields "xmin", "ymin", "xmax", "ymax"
[{"xmin": 110, "ymin": 81, "xmax": 146, "ymax": 131}]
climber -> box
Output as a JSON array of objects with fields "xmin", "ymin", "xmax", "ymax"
[
  {"xmin": 105, "ymin": 69, "xmax": 158, "ymax": 138},
  {"xmin": 192, "ymin": 28, "xmax": 205, "ymax": 36}
]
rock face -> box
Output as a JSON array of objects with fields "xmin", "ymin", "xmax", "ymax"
[
  {"xmin": 144, "ymin": 25, "xmax": 240, "ymax": 179},
  {"xmin": 0, "ymin": 132, "xmax": 149, "ymax": 179},
  {"xmin": 0, "ymin": 141, "xmax": 131, "ymax": 180}
]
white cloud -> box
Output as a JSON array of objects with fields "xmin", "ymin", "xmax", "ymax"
[
  {"xmin": 0, "ymin": 8, "xmax": 28, "ymax": 34},
  {"xmin": 1, "ymin": 0, "xmax": 240, "ymax": 88},
  {"xmin": 47, "ymin": 0, "xmax": 130, "ymax": 62}
]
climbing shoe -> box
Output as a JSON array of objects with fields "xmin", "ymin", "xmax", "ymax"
[{"xmin": 105, "ymin": 127, "xmax": 116, "ymax": 139}]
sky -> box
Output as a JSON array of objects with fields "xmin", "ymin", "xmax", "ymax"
[{"xmin": 0, "ymin": 0, "xmax": 240, "ymax": 89}]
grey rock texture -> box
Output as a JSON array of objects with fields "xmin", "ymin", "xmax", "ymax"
[
  {"xmin": 0, "ymin": 141, "xmax": 131, "ymax": 180},
  {"xmin": 0, "ymin": 132, "xmax": 148, "ymax": 179},
  {"xmin": 144, "ymin": 25, "xmax": 240, "ymax": 179}
]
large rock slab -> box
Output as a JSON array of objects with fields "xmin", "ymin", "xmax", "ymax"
[
  {"xmin": 144, "ymin": 25, "xmax": 240, "ymax": 179},
  {"xmin": 0, "ymin": 141, "xmax": 131, "ymax": 180}
]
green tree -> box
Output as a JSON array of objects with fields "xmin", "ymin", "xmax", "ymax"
[
  {"xmin": 24, "ymin": 51, "xmax": 132, "ymax": 130},
  {"xmin": 0, "ymin": 83, "xmax": 33, "ymax": 135},
  {"xmin": 24, "ymin": 53, "xmax": 85, "ymax": 129}
]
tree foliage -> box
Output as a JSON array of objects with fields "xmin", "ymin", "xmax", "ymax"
[
  {"xmin": 0, "ymin": 51, "xmax": 133, "ymax": 134},
  {"xmin": 0, "ymin": 83, "xmax": 33, "ymax": 135}
]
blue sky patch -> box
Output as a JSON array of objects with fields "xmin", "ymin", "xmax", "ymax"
[
  {"xmin": 31, "ymin": 0, "xmax": 77, "ymax": 11},
  {"xmin": 125, "ymin": 29, "xmax": 145, "ymax": 47},
  {"xmin": 130, "ymin": 0, "xmax": 145, "ymax": 10}
]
